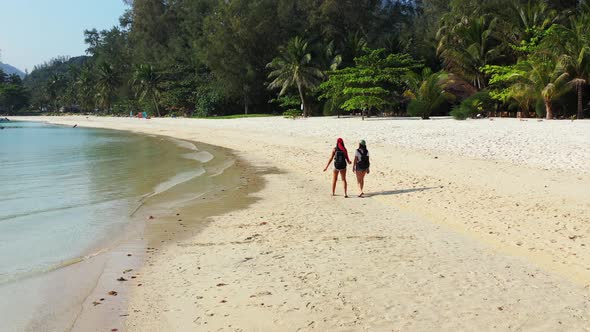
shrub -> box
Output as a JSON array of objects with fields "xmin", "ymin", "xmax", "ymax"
[
  {"xmin": 450, "ymin": 104, "xmax": 472, "ymax": 120},
  {"xmin": 451, "ymin": 91, "xmax": 493, "ymax": 120},
  {"xmin": 283, "ymin": 109, "xmax": 302, "ymax": 119},
  {"xmin": 407, "ymin": 99, "xmax": 430, "ymax": 119}
]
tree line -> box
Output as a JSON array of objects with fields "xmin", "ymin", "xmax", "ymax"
[
  {"xmin": 0, "ymin": 69, "xmax": 28, "ymax": 114},
  {"xmin": 10, "ymin": 0, "xmax": 590, "ymax": 120}
]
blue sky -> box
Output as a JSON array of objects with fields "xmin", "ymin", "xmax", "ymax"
[{"xmin": 0, "ymin": 0, "xmax": 127, "ymax": 72}]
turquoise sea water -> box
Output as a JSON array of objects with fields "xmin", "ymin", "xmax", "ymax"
[{"xmin": 0, "ymin": 121, "xmax": 208, "ymax": 285}]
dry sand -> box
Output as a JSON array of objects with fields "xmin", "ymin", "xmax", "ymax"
[{"xmin": 14, "ymin": 116, "xmax": 590, "ymax": 331}]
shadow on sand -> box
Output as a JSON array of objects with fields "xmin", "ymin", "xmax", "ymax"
[{"xmin": 366, "ymin": 187, "xmax": 437, "ymax": 197}]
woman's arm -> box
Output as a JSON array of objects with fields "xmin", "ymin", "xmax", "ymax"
[
  {"xmin": 353, "ymin": 156, "xmax": 358, "ymax": 172},
  {"xmin": 323, "ymin": 149, "xmax": 336, "ymax": 172}
]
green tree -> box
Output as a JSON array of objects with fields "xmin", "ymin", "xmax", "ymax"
[
  {"xmin": 407, "ymin": 71, "xmax": 454, "ymax": 119},
  {"xmin": 267, "ymin": 37, "xmax": 326, "ymax": 117},
  {"xmin": 46, "ymin": 73, "xmax": 66, "ymax": 111},
  {"xmin": 486, "ymin": 56, "xmax": 570, "ymax": 119},
  {"xmin": 131, "ymin": 64, "xmax": 163, "ymax": 116},
  {"xmin": 437, "ymin": 15, "xmax": 502, "ymax": 89},
  {"xmin": 128, "ymin": 0, "xmax": 172, "ymax": 64},
  {"xmin": 203, "ymin": 0, "xmax": 282, "ymax": 115},
  {"xmin": 507, "ymin": 0, "xmax": 559, "ymax": 53},
  {"xmin": 75, "ymin": 66, "xmax": 96, "ymax": 111},
  {"xmin": 550, "ymin": 16, "xmax": 590, "ymax": 119},
  {"xmin": 320, "ymin": 49, "xmax": 422, "ymax": 119},
  {"xmin": 95, "ymin": 62, "xmax": 121, "ymax": 112}
]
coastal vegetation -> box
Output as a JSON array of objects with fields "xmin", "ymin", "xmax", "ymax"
[
  {"xmin": 0, "ymin": 69, "xmax": 28, "ymax": 114},
  {"xmin": 4, "ymin": 0, "xmax": 590, "ymax": 120}
]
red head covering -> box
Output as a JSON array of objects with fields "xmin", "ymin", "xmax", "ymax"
[{"xmin": 336, "ymin": 138, "xmax": 351, "ymax": 163}]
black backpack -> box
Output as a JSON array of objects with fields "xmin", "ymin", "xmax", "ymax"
[
  {"xmin": 334, "ymin": 147, "xmax": 347, "ymax": 169},
  {"xmin": 357, "ymin": 148, "xmax": 370, "ymax": 169}
]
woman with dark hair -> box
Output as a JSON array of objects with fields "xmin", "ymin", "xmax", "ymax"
[
  {"xmin": 353, "ymin": 139, "xmax": 370, "ymax": 197},
  {"xmin": 323, "ymin": 138, "xmax": 352, "ymax": 197}
]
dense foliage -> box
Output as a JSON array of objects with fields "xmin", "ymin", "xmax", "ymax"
[
  {"xmin": 14, "ymin": 0, "xmax": 590, "ymax": 119},
  {"xmin": 0, "ymin": 69, "xmax": 29, "ymax": 114}
]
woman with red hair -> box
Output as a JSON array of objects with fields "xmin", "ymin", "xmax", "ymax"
[{"xmin": 323, "ymin": 138, "xmax": 352, "ymax": 197}]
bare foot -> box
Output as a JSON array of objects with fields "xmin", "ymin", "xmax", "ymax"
[{"xmin": 359, "ymin": 192, "xmax": 364, "ymax": 198}]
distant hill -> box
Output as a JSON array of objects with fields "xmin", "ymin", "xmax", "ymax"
[{"xmin": 0, "ymin": 62, "xmax": 25, "ymax": 78}]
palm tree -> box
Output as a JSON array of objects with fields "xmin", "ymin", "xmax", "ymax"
[
  {"xmin": 553, "ymin": 15, "xmax": 590, "ymax": 119},
  {"xmin": 407, "ymin": 71, "xmax": 454, "ymax": 119},
  {"xmin": 76, "ymin": 66, "xmax": 96, "ymax": 112},
  {"xmin": 341, "ymin": 31, "xmax": 368, "ymax": 66},
  {"xmin": 131, "ymin": 64, "xmax": 163, "ymax": 117},
  {"xmin": 510, "ymin": 56, "xmax": 570, "ymax": 119},
  {"xmin": 508, "ymin": 0, "xmax": 559, "ymax": 52},
  {"xmin": 95, "ymin": 62, "xmax": 121, "ymax": 113},
  {"xmin": 315, "ymin": 40, "xmax": 342, "ymax": 72},
  {"xmin": 46, "ymin": 73, "xmax": 65, "ymax": 112},
  {"xmin": 437, "ymin": 15, "xmax": 502, "ymax": 90},
  {"xmin": 267, "ymin": 37, "xmax": 325, "ymax": 117}
]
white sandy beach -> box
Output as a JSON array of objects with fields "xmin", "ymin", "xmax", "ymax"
[{"xmin": 14, "ymin": 115, "xmax": 590, "ymax": 331}]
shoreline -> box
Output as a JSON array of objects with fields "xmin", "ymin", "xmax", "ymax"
[
  {"xmin": 12, "ymin": 115, "xmax": 590, "ymax": 330},
  {"xmin": 3, "ymin": 120, "xmax": 266, "ymax": 332}
]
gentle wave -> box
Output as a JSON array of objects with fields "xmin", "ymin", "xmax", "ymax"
[
  {"xmin": 183, "ymin": 151, "xmax": 214, "ymax": 163},
  {"xmin": 0, "ymin": 197, "xmax": 121, "ymax": 224},
  {"xmin": 170, "ymin": 138, "xmax": 199, "ymax": 151},
  {"xmin": 0, "ymin": 247, "xmax": 110, "ymax": 286},
  {"xmin": 151, "ymin": 168, "xmax": 206, "ymax": 197},
  {"xmin": 209, "ymin": 159, "xmax": 236, "ymax": 177},
  {"xmin": 130, "ymin": 168, "xmax": 207, "ymax": 216}
]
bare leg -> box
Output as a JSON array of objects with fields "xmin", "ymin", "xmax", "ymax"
[
  {"xmin": 358, "ymin": 171, "xmax": 366, "ymax": 197},
  {"xmin": 331, "ymin": 170, "xmax": 338, "ymax": 196},
  {"xmin": 355, "ymin": 171, "xmax": 362, "ymax": 195},
  {"xmin": 339, "ymin": 169, "xmax": 348, "ymax": 197}
]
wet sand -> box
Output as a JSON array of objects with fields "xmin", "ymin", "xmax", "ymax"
[{"xmin": 69, "ymin": 141, "xmax": 268, "ymax": 332}]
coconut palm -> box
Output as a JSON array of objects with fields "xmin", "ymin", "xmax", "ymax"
[
  {"xmin": 46, "ymin": 73, "xmax": 66, "ymax": 112},
  {"xmin": 437, "ymin": 15, "xmax": 502, "ymax": 90},
  {"xmin": 315, "ymin": 40, "xmax": 342, "ymax": 72},
  {"xmin": 407, "ymin": 71, "xmax": 454, "ymax": 119},
  {"xmin": 403, "ymin": 68, "xmax": 434, "ymax": 99},
  {"xmin": 341, "ymin": 31, "xmax": 369, "ymax": 66},
  {"xmin": 76, "ymin": 66, "xmax": 96, "ymax": 112},
  {"xmin": 552, "ymin": 15, "xmax": 590, "ymax": 119},
  {"xmin": 510, "ymin": 56, "xmax": 570, "ymax": 119},
  {"xmin": 508, "ymin": 0, "xmax": 559, "ymax": 51},
  {"xmin": 267, "ymin": 37, "xmax": 325, "ymax": 117},
  {"xmin": 95, "ymin": 62, "xmax": 121, "ymax": 113},
  {"xmin": 131, "ymin": 64, "xmax": 163, "ymax": 117}
]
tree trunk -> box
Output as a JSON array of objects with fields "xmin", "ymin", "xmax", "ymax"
[
  {"xmin": 244, "ymin": 93, "xmax": 249, "ymax": 115},
  {"xmin": 577, "ymin": 84, "xmax": 584, "ymax": 120},
  {"xmin": 545, "ymin": 98, "xmax": 553, "ymax": 120},
  {"xmin": 153, "ymin": 95, "xmax": 161, "ymax": 117},
  {"xmin": 296, "ymin": 82, "xmax": 306, "ymax": 117}
]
